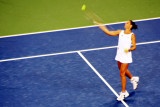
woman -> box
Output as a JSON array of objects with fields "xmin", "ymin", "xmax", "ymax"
[{"xmin": 95, "ymin": 20, "xmax": 139, "ymax": 101}]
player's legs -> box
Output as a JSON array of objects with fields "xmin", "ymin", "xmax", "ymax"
[
  {"xmin": 117, "ymin": 61, "xmax": 130, "ymax": 101},
  {"xmin": 117, "ymin": 61, "xmax": 132, "ymax": 79},
  {"xmin": 117, "ymin": 61, "xmax": 139, "ymax": 101}
]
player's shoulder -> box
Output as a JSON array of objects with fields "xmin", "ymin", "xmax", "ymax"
[
  {"xmin": 131, "ymin": 33, "xmax": 136, "ymax": 39},
  {"xmin": 116, "ymin": 30, "xmax": 122, "ymax": 33},
  {"xmin": 118, "ymin": 30, "xmax": 123, "ymax": 32},
  {"xmin": 131, "ymin": 33, "xmax": 136, "ymax": 36},
  {"xmin": 117, "ymin": 30, "xmax": 123, "ymax": 34}
]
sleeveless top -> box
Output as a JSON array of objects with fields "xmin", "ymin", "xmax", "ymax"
[{"xmin": 115, "ymin": 30, "xmax": 133, "ymax": 63}]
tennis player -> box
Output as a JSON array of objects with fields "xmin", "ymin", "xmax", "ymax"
[{"xmin": 95, "ymin": 20, "xmax": 139, "ymax": 101}]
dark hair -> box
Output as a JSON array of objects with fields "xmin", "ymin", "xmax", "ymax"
[{"xmin": 130, "ymin": 20, "xmax": 138, "ymax": 30}]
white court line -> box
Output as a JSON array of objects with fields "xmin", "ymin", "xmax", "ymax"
[
  {"xmin": 77, "ymin": 51, "xmax": 129, "ymax": 107},
  {"xmin": 0, "ymin": 40, "xmax": 159, "ymax": 63},
  {"xmin": 0, "ymin": 17, "xmax": 159, "ymax": 38}
]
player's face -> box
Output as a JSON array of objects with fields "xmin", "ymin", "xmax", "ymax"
[{"xmin": 125, "ymin": 21, "xmax": 132, "ymax": 30}]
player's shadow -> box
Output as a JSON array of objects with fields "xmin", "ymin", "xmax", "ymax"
[
  {"xmin": 100, "ymin": 100, "xmax": 123, "ymax": 107},
  {"xmin": 100, "ymin": 91, "xmax": 136, "ymax": 107},
  {"xmin": 127, "ymin": 91, "xmax": 136, "ymax": 97}
]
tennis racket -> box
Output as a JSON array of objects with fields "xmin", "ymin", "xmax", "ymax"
[
  {"xmin": 84, "ymin": 10, "xmax": 104, "ymax": 24},
  {"xmin": 82, "ymin": 5, "xmax": 115, "ymax": 31}
]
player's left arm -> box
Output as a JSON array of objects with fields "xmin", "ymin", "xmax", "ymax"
[{"xmin": 129, "ymin": 34, "xmax": 136, "ymax": 51}]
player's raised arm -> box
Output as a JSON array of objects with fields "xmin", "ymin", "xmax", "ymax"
[{"xmin": 94, "ymin": 22, "xmax": 121, "ymax": 36}]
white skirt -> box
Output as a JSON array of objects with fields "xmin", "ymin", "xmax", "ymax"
[{"xmin": 115, "ymin": 48, "xmax": 132, "ymax": 63}]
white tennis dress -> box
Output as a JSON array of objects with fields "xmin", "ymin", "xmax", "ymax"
[{"xmin": 115, "ymin": 30, "xmax": 133, "ymax": 63}]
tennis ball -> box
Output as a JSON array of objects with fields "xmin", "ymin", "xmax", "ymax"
[
  {"xmin": 125, "ymin": 49, "xmax": 128, "ymax": 53},
  {"xmin": 81, "ymin": 4, "xmax": 86, "ymax": 11}
]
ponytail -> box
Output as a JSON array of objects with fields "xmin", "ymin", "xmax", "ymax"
[{"xmin": 130, "ymin": 20, "xmax": 138, "ymax": 30}]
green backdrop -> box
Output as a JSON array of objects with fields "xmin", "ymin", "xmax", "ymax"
[{"xmin": 0, "ymin": 0, "xmax": 159, "ymax": 36}]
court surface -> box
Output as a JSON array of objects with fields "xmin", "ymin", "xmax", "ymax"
[{"xmin": 0, "ymin": 18, "xmax": 160, "ymax": 107}]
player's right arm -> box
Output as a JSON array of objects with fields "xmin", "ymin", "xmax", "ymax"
[{"xmin": 94, "ymin": 22, "xmax": 121, "ymax": 36}]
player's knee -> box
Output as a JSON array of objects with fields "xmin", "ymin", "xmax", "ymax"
[{"xmin": 120, "ymin": 71, "xmax": 125, "ymax": 77}]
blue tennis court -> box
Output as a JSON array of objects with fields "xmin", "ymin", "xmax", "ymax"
[{"xmin": 0, "ymin": 18, "xmax": 160, "ymax": 107}]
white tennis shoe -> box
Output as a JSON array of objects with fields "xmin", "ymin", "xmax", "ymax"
[
  {"xmin": 131, "ymin": 76, "xmax": 139, "ymax": 90},
  {"xmin": 117, "ymin": 91, "xmax": 129, "ymax": 101}
]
